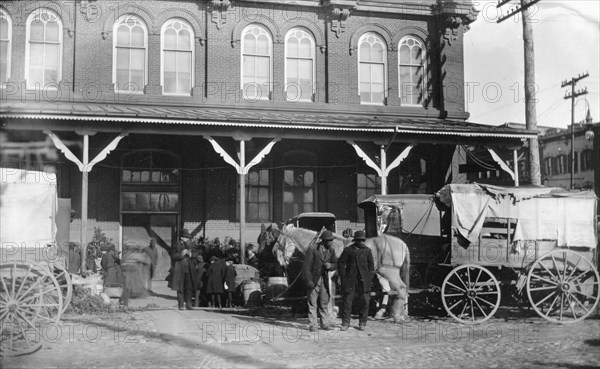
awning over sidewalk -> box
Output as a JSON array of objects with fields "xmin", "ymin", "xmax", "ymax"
[{"xmin": 1, "ymin": 100, "xmax": 538, "ymax": 141}]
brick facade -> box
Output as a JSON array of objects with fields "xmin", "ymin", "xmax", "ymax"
[{"xmin": 1, "ymin": 0, "xmax": 486, "ymax": 247}]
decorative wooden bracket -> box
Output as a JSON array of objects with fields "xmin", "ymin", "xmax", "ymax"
[
  {"xmin": 384, "ymin": 145, "xmax": 413, "ymax": 177},
  {"xmin": 204, "ymin": 136, "xmax": 279, "ymax": 175},
  {"xmin": 487, "ymin": 148, "xmax": 515, "ymax": 181},
  {"xmin": 45, "ymin": 131, "xmax": 128, "ymax": 172},
  {"xmin": 348, "ymin": 141, "xmax": 381, "ymax": 175}
]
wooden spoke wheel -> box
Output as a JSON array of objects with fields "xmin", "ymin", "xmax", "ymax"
[
  {"xmin": 0, "ymin": 262, "xmax": 63, "ymax": 357},
  {"xmin": 527, "ymin": 249, "xmax": 600, "ymax": 324},
  {"xmin": 34, "ymin": 260, "xmax": 73, "ymax": 315},
  {"xmin": 442, "ymin": 264, "xmax": 501, "ymax": 324}
]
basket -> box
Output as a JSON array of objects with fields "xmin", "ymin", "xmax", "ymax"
[{"xmin": 104, "ymin": 283, "xmax": 124, "ymax": 298}]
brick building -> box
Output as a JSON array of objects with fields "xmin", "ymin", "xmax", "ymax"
[{"xmin": 0, "ymin": 0, "xmax": 536, "ymax": 271}]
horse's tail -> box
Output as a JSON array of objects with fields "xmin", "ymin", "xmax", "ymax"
[{"xmin": 400, "ymin": 241, "xmax": 410, "ymax": 291}]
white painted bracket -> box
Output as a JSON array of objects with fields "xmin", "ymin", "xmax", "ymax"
[
  {"xmin": 205, "ymin": 135, "xmax": 242, "ymax": 174},
  {"xmin": 46, "ymin": 131, "xmax": 128, "ymax": 172},
  {"xmin": 243, "ymin": 138, "xmax": 280, "ymax": 175},
  {"xmin": 204, "ymin": 136, "xmax": 279, "ymax": 175},
  {"xmin": 347, "ymin": 140, "xmax": 382, "ymax": 176},
  {"xmin": 384, "ymin": 145, "xmax": 413, "ymax": 177},
  {"xmin": 487, "ymin": 148, "xmax": 515, "ymax": 180}
]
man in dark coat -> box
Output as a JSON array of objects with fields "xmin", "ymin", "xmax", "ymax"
[
  {"xmin": 337, "ymin": 231, "xmax": 374, "ymax": 331},
  {"xmin": 224, "ymin": 257, "xmax": 237, "ymax": 308},
  {"xmin": 170, "ymin": 228, "xmax": 198, "ymax": 310},
  {"xmin": 193, "ymin": 255, "xmax": 207, "ymax": 307},
  {"xmin": 302, "ymin": 229, "xmax": 337, "ymax": 332},
  {"xmin": 205, "ymin": 255, "xmax": 226, "ymax": 308}
]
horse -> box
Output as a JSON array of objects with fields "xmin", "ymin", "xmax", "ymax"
[{"xmin": 271, "ymin": 224, "xmax": 411, "ymax": 322}]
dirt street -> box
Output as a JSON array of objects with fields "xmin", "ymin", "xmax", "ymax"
[{"xmin": 2, "ymin": 282, "xmax": 599, "ymax": 369}]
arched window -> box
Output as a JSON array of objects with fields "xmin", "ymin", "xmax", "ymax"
[
  {"xmin": 0, "ymin": 8, "xmax": 12, "ymax": 84},
  {"xmin": 113, "ymin": 14, "xmax": 147, "ymax": 93},
  {"xmin": 284, "ymin": 28, "xmax": 315, "ymax": 102},
  {"xmin": 358, "ymin": 32, "xmax": 387, "ymax": 105},
  {"xmin": 25, "ymin": 8, "xmax": 62, "ymax": 89},
  {"xmin": 161, "ymin": 19, "xmax": 194, "ymax": 95},
  {"xmin": 399, "ymin": 36, "xmax": 426, "ymax": 106},
  {"xmin": 241, "ymin": 24, "xmax": 272, "ymax": 101}
]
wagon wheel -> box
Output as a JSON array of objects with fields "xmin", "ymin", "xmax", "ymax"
[
  {"xmin": 0, "ymin": 262, "xmax": 64, "ymax": 357},
  {"xmin": 441, "ymin": 264, "xmax": 501, "ymax": 324},
  {"xmin": 526, "ymin": 249, "xmax": 600, "ymax": 324},
  {"xmin": 35, "ymin": 260, "xmax": 73, "ymax": 315}
]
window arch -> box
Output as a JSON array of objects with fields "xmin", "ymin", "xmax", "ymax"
[
  {"xmin": 399, "ymin": 36, "xmax": 426, "ymax": 106},
  {"xmin": 358, "ymin": 32, "xmax": 387, "ymax": 105},
  {"xmin": 25, "ymin": 8, "xmax": 62, "ymax": 89},
  {"xmin": 0, "ymin": 8, "xmax": 11, "ymax": 84},
  {"xmin": 284, "ymin": 28, "xmax": 315, "ymax": 102},
  {"xmin": 161, "ymin": 18, "xmax": 194, "ymax": 95},
  {"xmin": 113, "ymin": 14, "xmax": 148, "ymax": 93},
  {"xmin": 241, "ymin": 24, "xmax": 272, "ymax": 101}
]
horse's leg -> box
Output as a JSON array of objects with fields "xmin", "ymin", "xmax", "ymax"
[
  {"xmin": 374, "ymin": 274, "xmax": 390, "ymax": 319},
  {"xmin": 377, "ymin": 266, "xmax": 408, "ymax": 322}
]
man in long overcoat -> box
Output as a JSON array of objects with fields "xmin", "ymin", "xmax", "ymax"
[
  {"xmin": 302, "ymin": 229, "xmax": 337, "ymax": 331},
  {"xmin": 205, "ymin": 256, "xmax": 227, "ymax": 308},
  {"xmin": 170, "ymin": 229, "xmax": 198, "ymax": 310},
  {"xmin": 337, "ymin": 231, "xmax": 374, "ymax": 331}
]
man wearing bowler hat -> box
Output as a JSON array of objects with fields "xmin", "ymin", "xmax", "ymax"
[
  {"xmin": 170, "ymin": 228, "xmax": 198, "ymax": 310},
  {"xmin": 302, "ymin": 229, "xmax": 337, "ymax": 332},
  {"xmin": 337, "ymin": 230, "xmax": 374, "ymax": 331}
]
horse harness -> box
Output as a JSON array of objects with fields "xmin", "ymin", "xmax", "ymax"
[{"xmin": 375, "ymin": 234, "xmax": 402, "ymax": 271}]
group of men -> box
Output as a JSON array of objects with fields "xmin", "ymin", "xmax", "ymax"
[
  {"xmin": 302, "ymin": 230, "xmax": 374, "ymax": 332},
  {"xmin": 169, "ymin": 229, "xmax": 237, "ymax": 310}
]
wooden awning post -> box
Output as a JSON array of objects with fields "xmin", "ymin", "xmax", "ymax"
[
  {"xmin": 81, "ymin": 134, "xmax": 89, "ymax": 273},
  {"xmin": 513, "ymin": 149, "xmax": 520, "ymax": 187},
  {"xmin": 239, "ymin": 139, "xmax": 246, "ymax": 264},
  {"xmin": 204, "ymin": 136, "xmax": 279, "ymax": 264},
  {"xmin": 380, "ymin": 145, "xmax": 387, "ymax": 195},
  {"xmin": 46, "ymin": 131, "xmax": 128, "ymax": 273}
]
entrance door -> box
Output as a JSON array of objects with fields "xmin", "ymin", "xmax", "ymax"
[{"xmin": 122, "ymin": 213, "xmax": 177, "ymax": 280}]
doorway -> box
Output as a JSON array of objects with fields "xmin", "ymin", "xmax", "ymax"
[{"xmin": 121, "ymin": 213, "xmax": 177, "ymax": 280}]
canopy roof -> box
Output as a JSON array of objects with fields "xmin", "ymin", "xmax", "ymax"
[{"xmin": 1, "ymin": 100, "xmax": 537, "ymax": 142}]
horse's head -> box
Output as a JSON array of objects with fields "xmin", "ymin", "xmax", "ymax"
[
  {"xmin": 271, "ymin": 224, "xmax": 298, "ymax": 267},
  {"xmin": 272, "ymin": 225, "xmax": 351, "ymax": 267}
]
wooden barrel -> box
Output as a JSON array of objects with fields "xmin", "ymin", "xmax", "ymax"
[{"xmin": 242, "ymin": 281, "xmax": 262, "ymax": 307}]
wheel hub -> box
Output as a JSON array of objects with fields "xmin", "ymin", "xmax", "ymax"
[
  {"xmin": 8, "ymin": 302, "xmax": 17, "ymax": 312},
  {"xmin": 560, "ymin": 283, "xmax": 571, "ymax": 292},
  {"xmin": 467, "ymin": 290, "xmax": 477, "ymax": 299}
]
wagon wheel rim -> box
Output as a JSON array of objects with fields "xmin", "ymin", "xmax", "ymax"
[
  {"xmin": 441, "ymin": 264, "xmax": 501, "ymax": 324},
  {"xmin": 527, "ymin": 249, "xmax": 600, "ymax": 324},
  {"xmin": 1, "ymin": 262, "xmax": 63, "ymax": 357},
  {"xmin": 38, "ymin": 261, "xmax": 73, "ymax": 315},
  {"xmin": 16, "ymin": 261, "xmax": 66, "ymax": 322}
]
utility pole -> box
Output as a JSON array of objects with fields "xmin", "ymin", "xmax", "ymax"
[
  {"xmin": 561, "ymin": 72, "xmax": 589, "ymax": 189},
  {"xmin": 497, "ymin": 0, "xmax": 542, "ymax": 185}
]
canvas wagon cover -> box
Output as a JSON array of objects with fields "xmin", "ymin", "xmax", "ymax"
[
  {"xmin": 436, "ymin": 184, "xmax": 598, "ymax": 248},
  {"xmin": 0, "ymin": 168, "xmax": 57, "ymax": 248}
]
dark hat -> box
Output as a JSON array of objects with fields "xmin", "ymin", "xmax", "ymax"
[
  {"xmin": 196, "ymin": 255, "xmax": 204, "ymax": 262},
  {"xmin": 321, "ymin": 230, "xmax": 335, "ymax": 241},
  {"xmin": 353, "ymin": 231, "xmax": 366, "ymax": 241},
  {"xmin": 100, "ymin": 244, "xmax": 110, "ymax": 251},
  {"xmin": 180, "ymin": 228, "xmax": 191, "ymax": 238},
  {"xmin": 210, "ymin": 255, "xmax": 219, "ymax": 262}
]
